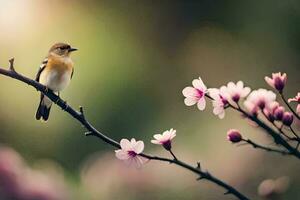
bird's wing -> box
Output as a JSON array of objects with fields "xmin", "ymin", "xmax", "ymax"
[{"xmin": 35, "ymin": 58, "xmax": 48, "ymax": 82}]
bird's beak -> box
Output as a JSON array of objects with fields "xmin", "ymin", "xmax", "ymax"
[{"xmin": 68, "ymin": 47, "xmax": 78, "ymax": 52}]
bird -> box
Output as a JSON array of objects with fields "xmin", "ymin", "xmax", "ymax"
[{"xmin": 35, "ymin": 42, "xmax": 77, "ymax": 121}]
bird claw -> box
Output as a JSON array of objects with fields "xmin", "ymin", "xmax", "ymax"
[
  {"xmin": 62, "ymin": 101, "xmax": 68, "ymax": 110},
  {"xmin": 44, "ymin": 87, "xmax": 49, "ymax": 93}
]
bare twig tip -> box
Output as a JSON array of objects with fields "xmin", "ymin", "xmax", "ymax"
[
  {"xmin": 196, "ymin": 162, "xmax": 201, "ymax": 169},
  {"xmin": 9, "ymin": 58, "xmax": 16, "ymax": 72}
]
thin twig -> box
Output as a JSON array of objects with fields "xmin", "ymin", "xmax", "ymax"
[
  {"xmin": 241, "ymin": 139, "xmax": 290, "ymax": 155},
  {"xmin": 227, "ymin": 104, "xmax": 300, "ymax": 159},
  {"xmin": 260, "ymin": 110, "xmax": 300, "ymax": 143},
  {"xmin": 169, "ymin": 149, "xmax": 178, "ymax": 160},
  {"xmin": 289, "ymin": 126, "xmax": 299, "ymax": 140},
  {"xmin": 280, "ymin": 93, "xmax": 300, "ymax": 120},
  {"xmin": 9, "ymin": 58, "xmax": 16, "ymax": 72},
  {"xmin": 0, "ymin": 59, "xmax": 250, "ymax": 200}
]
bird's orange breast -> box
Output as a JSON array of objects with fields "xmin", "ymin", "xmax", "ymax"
[{"xmin": 47, "ymin": 55, "xmax": 73, "ymax": 76}]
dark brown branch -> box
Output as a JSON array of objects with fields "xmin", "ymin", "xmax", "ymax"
[
  {"xmin": 241, "ymin": 139, "xmax": 291, "ymax": 155},
  {"xmin": 228, "ymin": 104, "xmax": 300, "ymax": 159},
  {"xmin": 280, "ymin": 92, "xmax": 300, "ymax": 120},
  {"xmin": 0, "ymin": 59, "xmax": 250, "ymax": 200},
  {"xmin": 260, "ymin": 110, "xmax": 300, "ymax": 143}
]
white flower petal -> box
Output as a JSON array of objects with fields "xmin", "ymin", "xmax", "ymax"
[
  {"xmin": 197, "ymin": 98, "xmax": 206, "ymax": 110},
  {"xmin": 184, "ymin": 97, "xmax": 198, "ymax": 106},
  {"xmin": 133, "ymin": 141, "xmax": 144, "ymax": 154},
  {"xmin": 182, "ymin": 87, "xmax": 198, "ymax": 97},
  {"xmin": 151, "ymin": 140, "xmax": 160, "ymax": 144},
  {"xmin": 120, "ymin": 139, "xmax": 131, "ymax": 150},
  {"xmin": 192, "ymin": 78, "xmax": 207, "ymax": 90},
  {"xmin": 153, "ymin": 134, "xmax": 162, "ymax": 140},
  {"xmin": 115, "ymin": 150, "xmax": 130, "ymax": 160}
]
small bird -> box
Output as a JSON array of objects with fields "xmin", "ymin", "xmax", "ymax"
[{"xmin": 35, "ymin": 43, "xmax": 77, "ymax": 121}]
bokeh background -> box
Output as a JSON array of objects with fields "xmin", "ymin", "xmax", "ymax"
[{"xmin": 0, "ymin": 0, "xmax": 299, "ymax": 199}]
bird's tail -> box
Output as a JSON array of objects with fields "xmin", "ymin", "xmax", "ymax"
[{"xmin": 36, "ymin": 94, "xmax": 52, "ymax": 121}]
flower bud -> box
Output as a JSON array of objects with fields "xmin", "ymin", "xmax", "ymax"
[
  {"xmin": 282, "ymin": 112, "xmax": 293, "ymax": 126},
  {"xmin": 263, "ymin": 108, "xmax": 275, "ymax": 122},
  {"xmin": 274, "ymin": 76, "xmax": 286, "ymax": 92},
  {"xmin": 273, "ymin": 106, "xmax": 285, "ymax": 121},
  {"xmin": 227, "ymin": 129, "xmax": 242, "ymax": 143}
]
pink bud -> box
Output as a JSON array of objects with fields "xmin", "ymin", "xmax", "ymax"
[
  {"xmin": 263, "ymin": 108, "xmax": 275, "ymax": 122},
  {"xmin": 273, "ymin": 106, "xmax": 285, "ymax": 121},
  {"xmin": 227, "ymin": 129, "xmax": 242, "ymax": 143},
  {"xmin": 282, "ymin": 112, "xmax": 293, "ymax": 126}
]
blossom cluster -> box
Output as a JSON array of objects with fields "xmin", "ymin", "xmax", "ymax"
[
  {"xmin": 115, "ymin": 71, "xmax": 299, "ymax": 168},
  {"xmin": 182, "ymin": 73, "xmax": 298, "ymax": 127}
]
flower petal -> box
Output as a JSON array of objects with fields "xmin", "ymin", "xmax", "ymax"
[
  {"xmin": 197, "ymin": 97, "xmax": 206, "ymax": 110},
  {"xmin": 264, "ymin": 76, "xmax": 274, "ymax": 87},
  {"xmin": 133, "ymin": 141, "xmax": 144, "ymax": 154},
  {"xmin": 182, "ymin": 87, "xmax": 198, "ymax": 97},
  {"xmin": 153, "ymin": 134, "xmax": 162, "ymax": 140},
  {"xmin": 242, "ymin": 87, "xmax": 251, "ymax": 97},
  {"xmin": 192, "ymin": 78, "xmax": 207, "ymax": 90},
  {"xmin": 151, "ymin": 140, "xmax": 160, "ymax": 144},
  {"xmin": 120, "ymin": 139, "xmax": 131, "ymax": 150},
  {"xmin": 184, "ymin": 97, "xmax": 198, "ymax": 106},
  {"xmin": 115, "ymin": 150, "xmax": 130, "ymax": 160}
]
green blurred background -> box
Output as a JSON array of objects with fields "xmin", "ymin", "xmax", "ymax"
[{"xmin": 0, "ymin": 0, "xmax": 299, "ymax": 199}]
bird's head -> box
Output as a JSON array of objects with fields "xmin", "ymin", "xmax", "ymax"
[{"xmin": 49, "ymin": 42, "xmax": 77, "ymax": 57}]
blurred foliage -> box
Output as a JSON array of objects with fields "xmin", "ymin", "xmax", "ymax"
[{"xmin": 0, "ymin": 0, "xmax": 299, "ymax": 199}]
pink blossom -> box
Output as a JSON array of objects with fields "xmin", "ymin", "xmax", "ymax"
[
  {"xmin": 208, "ymin": 88, "xmax": 228, "ymax": 119},
  {"xmin": 220, "ymin": 81, "xmax": 251, "ymax": 103},
  {"xmin": 182, "ymin": 77, "xmax": 207, "ymax": 110},
  {"xmin": 151, "ymin": 128, "xmax": 176, "ymax": 150},
  {"xmin": 288, "ymin": 92, "xmax": 300, "ymax": 114},
  {"xmin": 264, "ymin": 72, "xmax": 287, "ymax": 92},
  {"xmin": 115, "ymin": 138, "xmax": 148, "ymax": 168},
  {"xmin": 244, "ymin": 89, "xmax": 276, "ymax": 115}
]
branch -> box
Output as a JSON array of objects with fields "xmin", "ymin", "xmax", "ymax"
[
  {"xmin": 0, "ymin": 59, "xmax": 250, "ymax": 200},
  {"xmin": 260, "ymin": 110, "xmax": 300, "ymax": 143},
  {"xmin": 241, "ymin": 139, "xmax": 291, "ymax": 155},
  {"xmin": 228, "ymin": 104, "xmax": 300, "ymax": 159},
  {"xmin": 280, "ymin": 92, "xmax": 300, "ymax": 120}
]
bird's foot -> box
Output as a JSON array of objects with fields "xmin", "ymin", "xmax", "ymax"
[{"xmin": 62, "ymin": 101, "xmax": 69, "ymax": 110}]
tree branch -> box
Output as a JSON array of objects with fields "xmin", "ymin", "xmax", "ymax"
[
  {"xmin": 240, "ymin": 139, "xmax": 291, "ymax": 155},
  {"xmin": 228, "ymin": 104, "xmax": 300, "ymax": 159},
  {"xmin": 0, "ymin": 59, "xmax": 250, "ymax": 200},
  {"xmin": 280, "ymin": 92, "xmax": 300, "ymax": 120}
]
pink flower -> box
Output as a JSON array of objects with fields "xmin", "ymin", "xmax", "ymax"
[
  {"xmin": 288, "ymin": 92, "xmax": 300, "ymax": 114},
  {"xmin": 182, "ymin": 77, "xmax": 207, "ymax": 110},
  {"xmin": 244, "ymin": 89, "xmax": 276, "ymax": 115},
  {"xmin": 115, "ymin": 138, "xmax": 148, "ymax": 168},
  {"xmin": 220, "ymin": 81, "xmax": 251, "ymax": 103},
  {"xmin": 227, "ymin": 129, "xmax": 242, "ymax": 143},
  {"xmin": 151, "ymin": 128, "xmax": 176, "ymax": 150},
  {"xmin": 264, "ymin": 72, "xmax": 287, "ymax": 92},
  {"xmin": 208, "ymin": 88, "xmax": 228, "ymax": 119}
]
